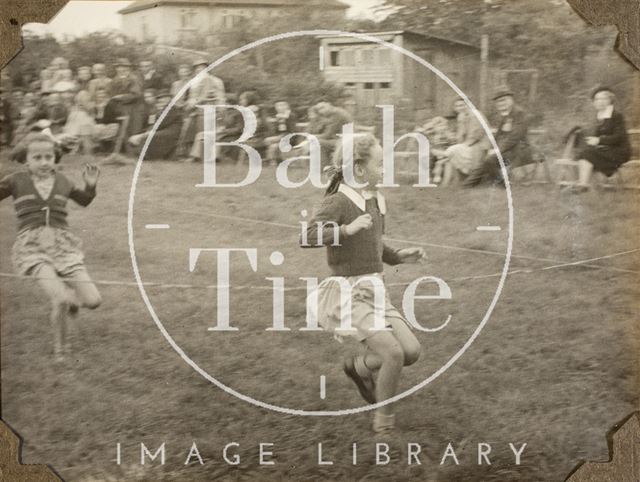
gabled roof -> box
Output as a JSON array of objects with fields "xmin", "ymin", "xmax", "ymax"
[{"xmin": 119, "ymin": 0, "xmax": 348, "ymax": 15}]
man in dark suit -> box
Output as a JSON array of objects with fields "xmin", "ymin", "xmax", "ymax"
[
  {"xmin": 139, "ymin": 60, "xmax": 164, "ymax": 91},
  {"xmin": 128, "ymin": 90, "xmax": 182, "ymax": 159},
  {"xmin": 463, "ymin": 89, "xmax": 531, "ymax": 187}
]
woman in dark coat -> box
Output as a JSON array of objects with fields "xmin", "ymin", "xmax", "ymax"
[{"xmin": 573, "ymin": 86, "xmax": 631, "ymax": 191}]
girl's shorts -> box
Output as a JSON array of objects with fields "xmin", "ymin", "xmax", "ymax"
[
  {"xmin": 12, "ymin": 226, "xmax": 86, "ymax": 277},
  {"xmin": 309, "ymin": 272, "xmax": 408, "ymax": 342}
]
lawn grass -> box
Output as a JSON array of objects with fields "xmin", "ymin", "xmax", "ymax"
[{"xmin": 0, "ymin": 153, "xmax": 638, "ymax": 481}]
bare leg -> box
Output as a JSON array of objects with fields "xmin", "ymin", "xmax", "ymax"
[
  {"xmin": 364, "ymin": 331, "xmax": 404, "ymax": 416},
  {"xmin": 577, "ymin": 159, "xmax": 593, "ymax": 187},
  {"xmin": 34, "ymin": 264, "xmax": 71, "ymax": 360},
  {"xmin": 441, "ymin": 162, "xmax": 454, "ymax": 186},
  {"xmin": 63, "ymin": 268, "xmax": 102, "ymax": 310}
]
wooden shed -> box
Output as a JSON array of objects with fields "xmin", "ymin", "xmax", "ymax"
[{"xmin": 318, "ymin": 31, "xmax": 481, "ymax": 124}]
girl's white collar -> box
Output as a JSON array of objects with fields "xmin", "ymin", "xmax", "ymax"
[{"xmin": 338, "ymin": 183, "xmax": 386, "ymax": 214}]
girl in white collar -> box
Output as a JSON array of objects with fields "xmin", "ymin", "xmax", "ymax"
[{"xmin": 302, "ymin": 133, "xmax": 426, "ymax": 433}]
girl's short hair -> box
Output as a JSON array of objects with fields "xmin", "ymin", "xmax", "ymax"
[
  {"xmin": 325, "ymin": 133, "xmax": 378, "ymax": 195},
  {"xmin": 11, "ymin": 132, "xmax": 62, "ymax": 164}
]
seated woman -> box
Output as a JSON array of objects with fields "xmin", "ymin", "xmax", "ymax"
[
  {"xmin": 571, "ymin": 86, "xmax": 631, "ymax": 192},
  {"xmin": 440, "ymin": 99, "xmax": 488, "ymax": 186},
  {"xmin": 416, "ymin": 115, "xmax": 456, "ymax": 184}
]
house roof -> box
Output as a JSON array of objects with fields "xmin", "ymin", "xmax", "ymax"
[
  {"xmin": 119, "ymin": 0, "xmax": 348, "ymax": 14},
  {"xmin": 317, "ymin": 30, "xmax": 479, "ymax": 50}
]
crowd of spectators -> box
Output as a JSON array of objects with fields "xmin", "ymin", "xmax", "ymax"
[{"xmin": 0, "ymin": 55, "xmax": 632, "ymax": 190}]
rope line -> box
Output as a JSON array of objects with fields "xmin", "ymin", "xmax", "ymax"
[
  {"xmin": 1, "ymin": 247, "xmax": 637, "ymax": 290},
  {"xmin": 168, "ymin": 208, "xmax": 640, "ymax": 274}
]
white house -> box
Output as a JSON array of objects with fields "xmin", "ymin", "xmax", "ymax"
[{"xmin": 119, "ymin": 0, "xmax": 348, "ymax": 45}]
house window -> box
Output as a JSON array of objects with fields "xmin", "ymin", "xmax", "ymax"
[
  {"xmin": 330, "ymin": 51, "xmax": 340, "ymax": 66},
  {"xmin": 361, "ymin": 49, "xmax": 375, "ymax": 65},
  {"xmin": 342, "ymin": 49, "xmax": 355, "ymax": 66},
  {"xmin": 180, "ymin": 9, "xmax": 197, "ymax": 28},
  {"xmin": 364, "ymin": 82, "xmax": 375, "ymax": 90},
  {"xmin": 380, "ymin": 82, "xmax": 391, "ymax": 89},
  {"xmin": 224, "ymin": 14, "xmax": 245, "ymax": 29}
]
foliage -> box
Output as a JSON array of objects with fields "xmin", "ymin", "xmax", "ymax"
[{"xmin": 378, "ymin": 0, "xmax": 637, "ymax": 127}]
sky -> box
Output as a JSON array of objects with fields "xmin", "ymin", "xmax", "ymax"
[{"xmin": 23, "ymin": 0, "xmax": 387, "ymax": 38}]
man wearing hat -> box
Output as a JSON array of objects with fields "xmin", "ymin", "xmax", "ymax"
[
  {"xmin": 179, "ymin": 59, "xmax": 225, "ymax": 156},
  {"xmin": 464, "ymin": 88, "xmax": 531, "ymax": 187},
  {"xmin": 128, "ymin": 89, "xmax": 182, "ymax": 160},
  {"xmin": 107, "ymin": 58, "xmax": 145, "ymax": 139},
  {"xmin": 186, "ymin": 58, "xmax": 225, "ymax": 108}
]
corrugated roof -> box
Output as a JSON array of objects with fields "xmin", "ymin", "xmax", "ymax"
[{"xmin": 119, "ymin": 0, "xmax": 348, "ymax": 14}]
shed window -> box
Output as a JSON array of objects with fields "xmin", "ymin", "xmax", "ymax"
[{"xmin": 330, "ymin": 51, "xmax": 340, "ymax": 66}]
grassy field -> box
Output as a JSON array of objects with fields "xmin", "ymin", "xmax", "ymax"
[{"xmin": 0, "ymin": 152, "xmax": 638, "ymax": 482}]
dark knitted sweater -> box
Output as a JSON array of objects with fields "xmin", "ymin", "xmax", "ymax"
[
  {"xmin": 301, "ymin": 184, "xmax": 402, "ymax": 276},
  {"xmin": 0, "ymin": 171, "xmax": 96, "ymax": 232}
]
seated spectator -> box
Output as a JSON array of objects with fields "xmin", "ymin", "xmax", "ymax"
[
  {"xmin": 128, "ymin": 90, "xmax": 183, "ymax": 160},
  {"xmin": 140, "ymin": 60, "xmax": 164, "ymax": 90},
  {"xmin": 64, "ymin": 91, "xmax": 99, "ymax": 153},
  {"xmin": 463, "ymin": 89, "xmax": 531, "ymax": 187},
  {"xmin": 314, "ymin": 101, "xmax": 353, "ymax": 166},
  {"xmin": 171, "ymin": 64, "xmax": 192, "ymax": 108},
  {"xmin": 417, "ymin": 115, "xmax": 456, "ymax": 184},
  {"xmin": 77, "ymin": 66, "xmax": 92, "ymax": 90},
  {"xmin": 52, "ymin": 69, "xmax": 77, "ymax": 96},
  {"xmin": 49, "ymin": 57, "xmax": 69, "ymax": 85},
  {"xmin": 568, "ymin": 86, "xmax": 631, "ymax": 193},
  {"xmin": 40, "ymin": 68, "xmax": 54, "ymax": 94},
  {"xmin": 94, "ymin": 87, "xmax": 110, "ymax": 123},
  {"xmin": 184, "ymin": 92, "xmax": 243, "ymax": 163},
  {"xmin": 237, "ymin": 90, "xmax": 268, "ymax": 163},
  {"xmin": 179, "ymin": 59, "xmax": 225, "ymax": 156},
  {"xmin": 142, "ymin": 88, "xmax": 158, "ymax": 127},
  {"xmin": 437, "ymin": 99, "xmax": 489, "ymax": 185},
  {"xmin": 0, "ymin": 85, "xmax": 14, "ymax": 146},
  {"xmin": 88, "ymin": 63, "xmax": 112, "ymax": 101},
  {"xmin": 28, "ymin": 91, "xmax": 69, "ymax": 135},
  {"xmin": 186, "ymin": 58, "xmax": 225, "ymax": 108},
  {"xmin": 107, "ymin": 58, "xmax": 144, "ymax": 137},
  {"xmin": 264, "ymin": 100, "xmax": 298, "ymax": 164},
  {"xmin": 306, "ymin": 104, "xmax": 325, "ymax": 135}
]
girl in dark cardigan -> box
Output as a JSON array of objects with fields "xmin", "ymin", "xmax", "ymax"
[
  {"xmin": 1, "ymin": 133, "xmax": 102, "ymax": 361},
  {"xmin": 573, "ymin": 86, "xmax": 631, "ymax": 192},
  {"xmin": 301, "ymin": 134, "xmax": 426, "ymax": 433}
]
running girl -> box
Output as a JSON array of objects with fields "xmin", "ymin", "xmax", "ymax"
[
  {"xmin": 1, "ymin": 132, "xmax": 102, "ymax": 361},
  {"xmin": 301, "ymin": 133, "xmax": 426, "ymax": 433}
]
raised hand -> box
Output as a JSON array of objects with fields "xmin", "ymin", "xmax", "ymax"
[{"xmin": 83, "ymin": 164, "xmax": 101, "ymax": 187}]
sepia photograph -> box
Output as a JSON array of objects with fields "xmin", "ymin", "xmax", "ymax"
[{"xmin": 0, "ymin": 0, "xmax": 638, "ymax": 480}]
